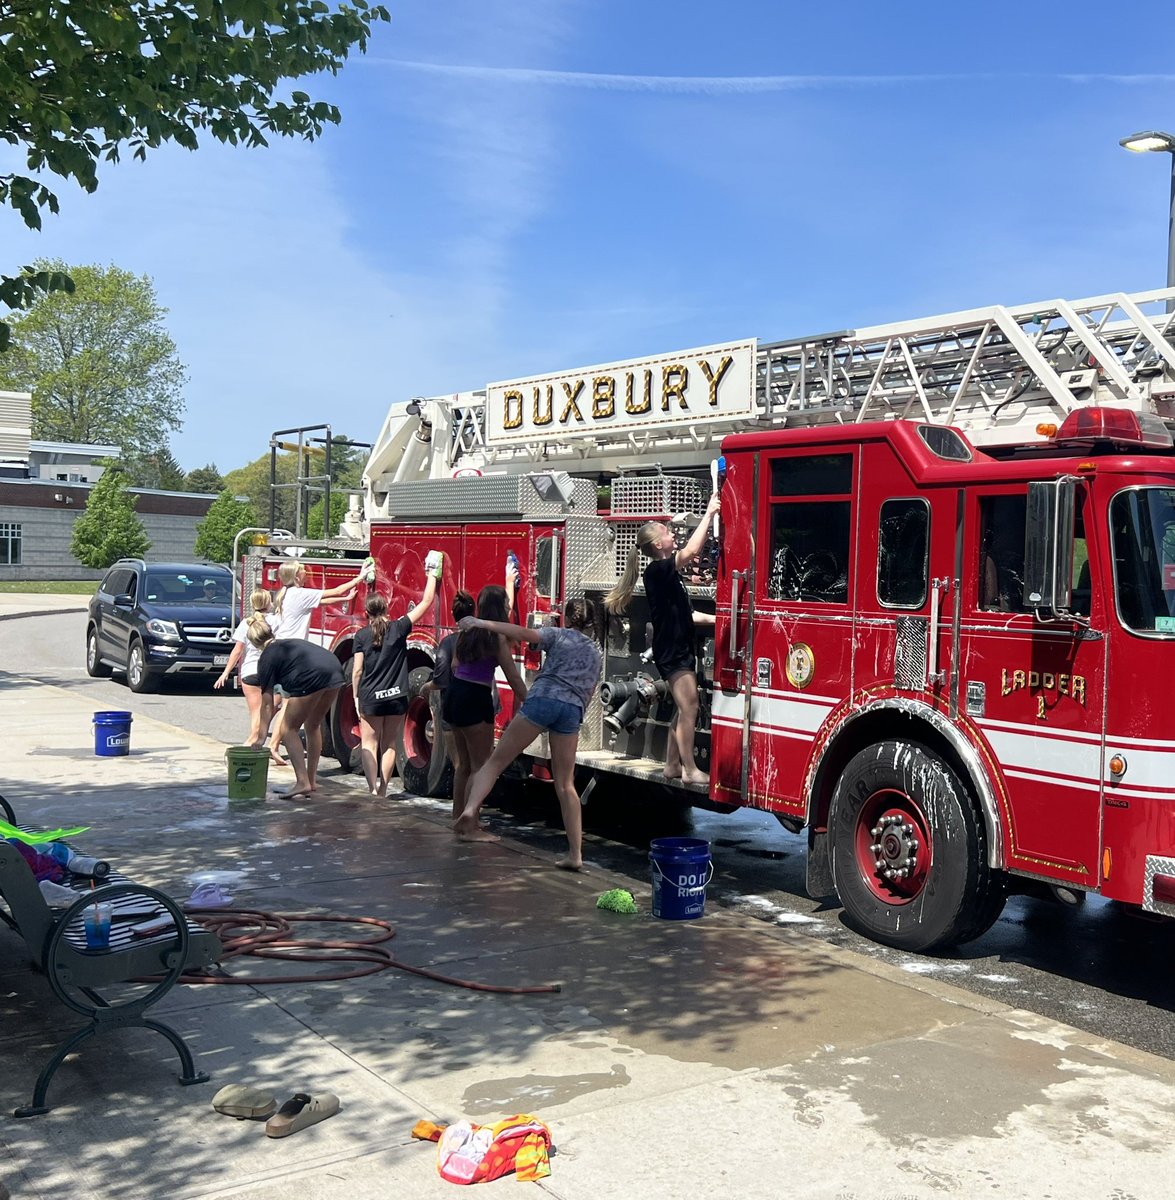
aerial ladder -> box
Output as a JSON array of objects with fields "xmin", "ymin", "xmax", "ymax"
[{"xmin": 361, "ymin": 285, "xmax": 1175, "ymax": 526}]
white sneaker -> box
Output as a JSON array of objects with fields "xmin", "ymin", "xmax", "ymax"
[{"xmin": 38, "ymin": 879, "xmax": 82, "ymax": 908}]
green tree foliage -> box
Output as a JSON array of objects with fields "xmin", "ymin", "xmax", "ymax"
[
  {"xmin": 70, "ymin": 467, "xmax": 149, "ymax": 568},
  {"xmin": 223, "ymin": 452, "xmax": 300, "ymax": 534},
  {"xmin": 307, "ymin": 493, "xmax": 349, "ymax": 539},
  {"xmin": 0, "ymin": 261, "xmax": 186, "ymax": 460},
  {"xmin": 186, "ymin": 464, "xmax": 225, "ymax": 494},
  {"xmin": 194, "ymin": 491, "xmax": 258, "ymax": 564},
  {"xmin": 0, "ymin": 0, "xmax": 390, "ymax": 347},
  {"xmin": 123, "ymin": 447, "xmax": 187, "ymax": 491}
]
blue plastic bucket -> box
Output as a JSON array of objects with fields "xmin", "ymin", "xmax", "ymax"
[
  {"xmin": 93, "ymin": 711, "xmax": 133, "ymax": 757},
  {"xmin": 649, "ymin": 837, "xmax": 713, "ymax": 920}
]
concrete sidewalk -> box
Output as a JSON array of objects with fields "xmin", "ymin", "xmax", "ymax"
[{"xmin": 0, "ymin": 676, "xmax": 1173, "ymax": 1199}]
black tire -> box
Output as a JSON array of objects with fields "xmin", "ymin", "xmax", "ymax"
[
  {"xmin": 830, "ymin": 739, "xmax": 1004, "ymax": 953},
  {"xmin": 85, "ymin": 626, "xmax": 112, "ymax": 678},
  {"xmin": 398, "ymin": 665, "xmax": 453, "ymax": 797},
  {"xmin": 126, "ymin": 638, "xmax": 160, "ymax": 693},
  {"xmin": 329, "ymin": 655, "xmax": 362, "ymax": 772}
]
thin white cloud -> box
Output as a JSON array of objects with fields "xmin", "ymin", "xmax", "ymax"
[{"xmin": 371, "ymin": 60, "xmax": 1175, "ymax": 94}]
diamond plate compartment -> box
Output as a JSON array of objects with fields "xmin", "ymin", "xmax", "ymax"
[
  {"xmin": 894, "ymin": 616, "xmax": 928, "ymax": 690},
  {"xmin": 382, "ymin": 474, "xmax": 596, "ymax": 519},
  {"xmin": 1143, "ymin": 855, "xmax": 1175, "ymax": 916}
]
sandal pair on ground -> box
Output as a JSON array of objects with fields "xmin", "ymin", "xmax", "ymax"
[{"xmin": 212, "ymin": 1084, "xmax": 340, "ymax": 1138}]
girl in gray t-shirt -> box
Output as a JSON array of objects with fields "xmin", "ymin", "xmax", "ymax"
[{"xmin": 452, "ymin": 598, "xmax": 601, "ymax": 870}]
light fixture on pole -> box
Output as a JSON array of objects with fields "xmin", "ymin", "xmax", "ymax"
[{"xmin": 1120, "ymin": 130, "xmax": 1175, "ymax": 311}]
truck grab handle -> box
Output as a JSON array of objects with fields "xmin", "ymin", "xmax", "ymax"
[{"xmin": 730, "ymin": 570, "xmax": 745, "ymax": 660}]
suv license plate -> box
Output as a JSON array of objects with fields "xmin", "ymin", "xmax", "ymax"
[{"xmin": 213, "ymin": 654, "xmax": 230, "ymax": 667}]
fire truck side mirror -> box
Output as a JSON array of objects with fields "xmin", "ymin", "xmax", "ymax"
[{"xmin": 1024, "ymin": 479, "xmax": 1076, "ymax": 615}]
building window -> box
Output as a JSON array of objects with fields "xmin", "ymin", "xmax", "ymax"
[{"xmin": 0, "ymin": 523, "xmax": 22, "ymax": 565}]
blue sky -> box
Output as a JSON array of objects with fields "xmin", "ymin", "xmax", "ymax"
[{"xmin": 5, "ymin": 0, "xmax": 1175, "ymax": 473}]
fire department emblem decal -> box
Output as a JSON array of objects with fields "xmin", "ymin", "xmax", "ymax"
[{"xmin": 785, "ymin": 642, "xmax": 815, "ymax": 690}]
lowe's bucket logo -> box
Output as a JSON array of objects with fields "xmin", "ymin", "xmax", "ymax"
[{"xmin": 107, "ymin": 734, "xmax": 129, "ymax": 748}]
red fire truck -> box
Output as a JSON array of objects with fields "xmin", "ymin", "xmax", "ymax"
[{"xmin": 244, "ymin": 286, "xmax": 1175, "ymax": 952}]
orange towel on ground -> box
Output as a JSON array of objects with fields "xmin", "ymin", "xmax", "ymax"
[{"xmin": 437, "ymin": 1113, "xmax": 552, "ymax": 1184}]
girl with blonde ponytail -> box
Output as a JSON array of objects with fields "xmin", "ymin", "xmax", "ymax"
[
  {"xmin": 216, "ymin": 588, "xmax": 285, "ymax": 759},
  {"xmin": 273, "ymin": 560, "xmax": 362, "ymax": 642},
  {"xmin": 606, "ymin": 494, "xmax": 721, "ymax": 785},
  {"xmin": 605, "ymin": 522, "xmax": 667, "ymax": 615},
  {"xmin": 268, "ymin": 559, "xmax": 364, "ymax": 759}
]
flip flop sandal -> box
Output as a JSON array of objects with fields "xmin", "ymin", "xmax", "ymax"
[
  {"xmin": 212, "ymin": 1084, "xmax": 277, "ymax": 1120},
  {"xmin": 189, "ymin": 883, "xmax": 234, "ymax": 910},
  {"xmin": 265, "ymin": 1092, "xmax": 341, "ymax": 1138}
]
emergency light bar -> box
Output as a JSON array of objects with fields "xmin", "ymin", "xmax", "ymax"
[{"xmin": 1052, "ymin": 407, "xmax": 1174, "ymax": 449}]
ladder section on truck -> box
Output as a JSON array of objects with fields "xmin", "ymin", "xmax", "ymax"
[
  {"xmin": 366, "ymin": 286, "xmax": 1175, "ymax": 490},
  {"xmin": 757, "ymin": 287, "xmax": 1175, "ymax": 444}
]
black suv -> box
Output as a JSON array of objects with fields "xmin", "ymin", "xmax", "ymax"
[{"xmin": 86, "ymin": 560, "xmax": 236, "ymax": 692}]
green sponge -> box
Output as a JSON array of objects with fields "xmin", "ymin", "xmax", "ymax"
[{"xmin": 596, "ymin": 888, "xmax": 638, "ymax": 914}]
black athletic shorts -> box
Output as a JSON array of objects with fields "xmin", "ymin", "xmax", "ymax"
[
  {"xmin": 360, "ymin": 696, "xmax": 408, "ymax": 718},
  {"xmin": 442, "ymin": 676, "xmax": 495, "ymax": 728},
  {"xmin": 655, "ymin": 653, "xmax": 696, "ymax": 682}
]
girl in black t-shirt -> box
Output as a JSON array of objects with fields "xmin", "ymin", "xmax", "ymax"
[
  {"xmin": 250, "ymin": 633, "xmax": 347, "ymax": 801},
  {"xmin": 353, "ymin": 568, "xmax": 441, "ymax": 797},
  {"xmin": 605, "ymin": 493, "xmax": 719, "ymax": 786}
]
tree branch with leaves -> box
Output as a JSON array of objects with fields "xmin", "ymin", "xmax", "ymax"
[{"xmin": 0, "ymin": 0, "xmax": 391, "ymax": 346}]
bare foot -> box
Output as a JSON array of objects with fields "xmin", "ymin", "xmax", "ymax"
[
  {"xmin": 663, "ymin": 769, "xmax": 682, "ymax": 781},
  {"xmin": 681, "ymin": 770, "xmax": 710, "ymax": 787},
  {"xmin": 556, "ymin": 858, "xmax": 583, "ymax": 872},
  {"xmin": 454, "ymin": 817, "xmax": 499, "ymax": 842},
  {"xmin": 275, "ymin": 787, "xmax": 313, "ymax": 800},
  {"xmin": 457, "ymin": 827, "xmax": 500, "ymax": 843},
  {"xmin": 269, "ymin": 755, "xmax": 288, "ymax": 767}
]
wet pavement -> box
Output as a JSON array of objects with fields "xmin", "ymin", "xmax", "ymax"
[{"xmin": 0, "ymin": 663, "xmax": 1174, "ymax": 1199}]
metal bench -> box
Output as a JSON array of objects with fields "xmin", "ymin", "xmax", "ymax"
[{"xmin": 0, "ymin": 802, "xmax": 223, "ymax": 1117}]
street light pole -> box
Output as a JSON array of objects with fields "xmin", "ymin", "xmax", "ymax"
[{"xmin": 1120, "ymin": 130, "xmax": 1175, "ymax": 312}]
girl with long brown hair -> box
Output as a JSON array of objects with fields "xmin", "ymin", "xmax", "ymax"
[
  {"xmin": 352, "ymin": 565, "xmax": 440, "ymax": 796},
  {"xmin": 442, "ymin": 583, "xmax": 527, "ymax": 837},
  {"xmin": 453, "ymin": 598, "xmax": 602, "ymax": 866}
]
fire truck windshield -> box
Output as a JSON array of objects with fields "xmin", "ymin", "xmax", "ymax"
[{"xmin": 1110, "ymin": 487, "xmax": 1175, "ymax": 634}]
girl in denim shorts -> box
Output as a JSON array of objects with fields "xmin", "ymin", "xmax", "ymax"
[{"xmin": 452, "ymin": 598, "xmax": 602, "ymax": 869}]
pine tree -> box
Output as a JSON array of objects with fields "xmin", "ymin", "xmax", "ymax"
[
  {"xmin": 186, "ymin": 464, "xmax": 225, "ymax": 494},
  {"xmin": 70, "ymin": 468, "xmax": 150, "ymax": 569}
]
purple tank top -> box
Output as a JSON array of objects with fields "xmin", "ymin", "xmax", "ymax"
[{"xmin": 453, "ymin": 654, "xmax": 496, "ymax": 686}]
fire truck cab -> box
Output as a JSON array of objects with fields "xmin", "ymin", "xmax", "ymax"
[{"xmin": 712, "ymin": 405, "xmax": 1175, "ymax": 951}]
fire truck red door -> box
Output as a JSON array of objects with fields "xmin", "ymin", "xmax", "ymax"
[
  {"xmin": 721, "ymin": 448, "xmax": 859, "ymax": 818},
  {"xmin": 963, "ymin": 487, "xmax": 1105, "ymax": 888}
]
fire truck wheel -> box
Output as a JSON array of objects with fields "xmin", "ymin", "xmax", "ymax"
[
  {"xmin": 830, "ymin": 739, "xmax": 1001, "ymax": 953},
  {"xmin": 398, "ymin": 665, "xmax": 453, "ymax": 797},
  {"xmin": 329, "ymin": 657, "xmax": 362, "ymax": 772}
]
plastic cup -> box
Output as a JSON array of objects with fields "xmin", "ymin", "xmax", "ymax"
[{"xmin": 84, "ymin": 901, "xmax": 112, "ymax": 949}]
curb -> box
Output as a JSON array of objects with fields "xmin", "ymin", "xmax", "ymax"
[{"xmin": 0, "ymin": 607, "xmax": 87, "ymax": 622}]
